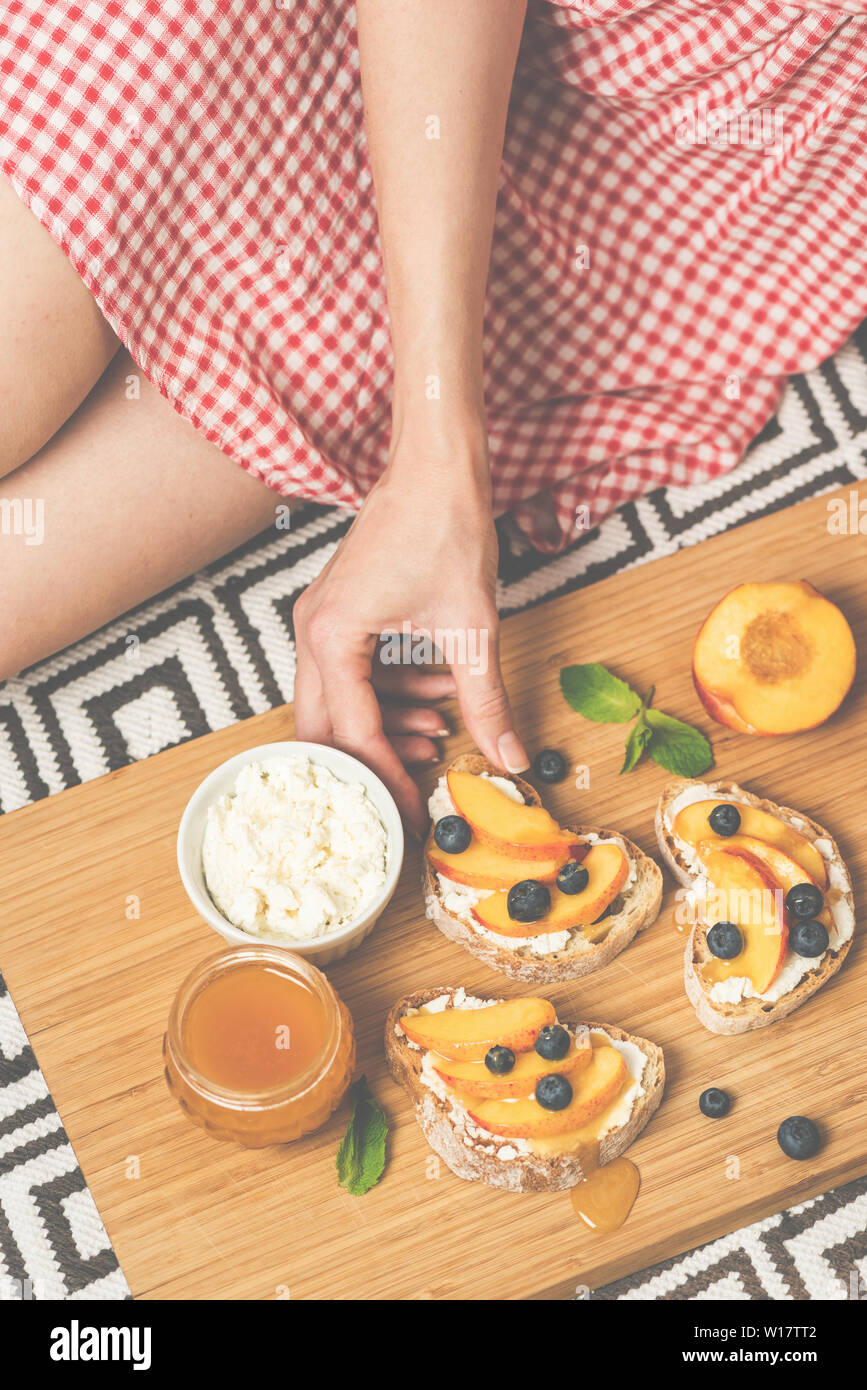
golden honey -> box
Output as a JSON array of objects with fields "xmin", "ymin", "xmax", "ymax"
[
  {"xmin": 570, "ymin": 1156, "xmax": 640, "ymax": 1234},
  {"xmin": 164, "ymin": 946, "xmax": 355, "ymax": 1146}
]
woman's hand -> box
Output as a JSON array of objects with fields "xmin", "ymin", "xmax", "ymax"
[{"xmin": 292, "ymin": 424, "xmax": 528, "ymax": 837}]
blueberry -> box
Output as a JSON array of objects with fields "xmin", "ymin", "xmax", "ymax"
[
  {"xmin": 485, "ymin": 1045, "xmax": 515, "ymax": 1075},
  {"xmin": 557, "ymin": 859, "xmax": 589, "ymax": 895},
  {"xmin": 699, "ymin": 1087, "xmax": 731, "ymax": 1118},
  {"xmin": 507, "ymin": 879, "xmax": 551, "ymax": 923},
  {"xmin": 777, "ymin": 1115, "xmax": 821, "ymax": 1160},
  {"xmin": 789, "ymin": 918, "xmax": 829, "ymax": 958},
  {"xmin": 535, "ymin": 1073, "xmax": 573, "ymax": 1111},
  {"xmin": 534, "ymin": 1025, "xmax": 571, "ymax": 1061},
  {"xmin": 706, "ymin": 921, "xmax": 743, "ymax": 960},
  {"xmin": 433, "ymin": 815, "xmax": 471, "ymax": 854},
  {"xmin": 708, "ymin": 803, "xmax": 741, "ymax": 836},
  {"xmin": 785, "ymin": 882, "xmax": 824, "ymax": 919},
  {"xmin": 533, "ymin": 749, "xmax": 567, "ymax": 784}
]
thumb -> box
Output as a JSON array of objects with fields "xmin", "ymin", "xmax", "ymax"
[{"xmin": 450, "ymin": 617, "xmax": 529, "ymax": 774}]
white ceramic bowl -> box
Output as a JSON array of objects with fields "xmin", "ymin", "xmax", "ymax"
[{"xmin": 177, "ymin": 740, "xmax": 404, "ymax": 966}]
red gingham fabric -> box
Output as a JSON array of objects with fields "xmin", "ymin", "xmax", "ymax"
[{"xmin": 1, "ymin": 1, "xmax": 866, "ymax": 552}]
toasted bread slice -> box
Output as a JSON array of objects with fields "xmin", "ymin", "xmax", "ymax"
[
  {"xmin": 386, "ymin": 988, "xmax": 665, "ymax": 1192},
  {"xmin": 656, "ymin": 778, "xmax": 855, "ymax": 1035},
  {"xmin": 423, "ymin": 754, "xmax": 663, "ymax": 983}
]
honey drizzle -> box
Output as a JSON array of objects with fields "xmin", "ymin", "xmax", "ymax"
[{"xmin": 571, "ymin": 1157, "xmax": 640, "ymax": 1234}]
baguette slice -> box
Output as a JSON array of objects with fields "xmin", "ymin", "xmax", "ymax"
[
  {"xmin": 423, "ymin": 753, "xmax": 662, "ymax": 983},
  {"xmin": 386, "ymin": 988, "xmax": 665, "ymax": 1193},
  {"xmin": 656, "ymin": 778, "xmax": 855, "ymax": 1035}
]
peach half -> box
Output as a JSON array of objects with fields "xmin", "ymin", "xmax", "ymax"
[{"xmin": 692, "ymin": 580, "xmax": 855, "ymax": 735}]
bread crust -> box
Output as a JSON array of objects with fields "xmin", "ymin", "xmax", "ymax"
[
  {"xmin": 655, "ymin": 778, "xmax": 855, "ymax": 1035},
  {"xmin": 385, "ymin": 988, "xmax": 665, "ymax": 1192},
  {"xmin": 424, "ymin": 754, "xmax": 663, "ymax": 983}
]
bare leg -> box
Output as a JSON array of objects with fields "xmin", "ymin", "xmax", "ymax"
[
  {"xmin": 0, "ymin": 349, "xmax": 281, "ymax": 678},
  {"xmin": 0, "ymin": 176, "xmax": 120, "ymax": 476}
]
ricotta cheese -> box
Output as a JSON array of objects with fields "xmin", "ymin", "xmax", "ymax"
[
  {"xmin": 708, "ymin": 947, "xmax": 834, "ymax": 1006},
  {"xmin": 202, "ymin": 756, "xmax": 387, "ymax": 941},
  {"xmin": 591, "ymin": 1030, "xmax": 647, "ymax": 1138},
  {"xmin": 472, "ymin": 921, "xmax": 575, "ymax": 957},
  {"xmin": 708, "ymin": 975, "xmax": 753, "ymax": 1006}
]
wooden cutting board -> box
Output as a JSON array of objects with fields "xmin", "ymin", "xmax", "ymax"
[{"xmin": 0, "ymin": 482, "xmax": 865, "ymax": 1301}]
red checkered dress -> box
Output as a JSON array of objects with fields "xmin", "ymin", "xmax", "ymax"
[{"xmin": 2, "ymin": 1, "xmax": 866, "ymax": 552}]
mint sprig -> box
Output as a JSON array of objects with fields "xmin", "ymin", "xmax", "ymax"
[
  {"xmin": 644, "ymin": 709, "xmax": 713, "ymax": 776},
  {"xmin": 336, "ymin": 1075, "xmax": 388, "ymax": 1196},
  {"xmin": 619, "ymin": 686, "xmax": 655, "ymax": 774},
  {"xmin": 560, "ymin": 663, "xmax": 641, "ymax": 723},
  {"xmin": 560, "ymin": 664, "xmax": 713, "ymax": 777}
]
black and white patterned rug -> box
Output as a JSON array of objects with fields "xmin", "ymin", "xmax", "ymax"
[{"xmin": 1, "ymin": 326, "xmax": 866, "ymax": 1301}]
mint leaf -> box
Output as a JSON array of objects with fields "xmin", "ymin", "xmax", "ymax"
[
  {"xmin": 560, "ymin": 664, "xmax": 642, "ymax": 724},
  {"xmin": 336, "ymin": 1076, "xmax": 388, "ymax": 1196},
  {"xmin": 620, "ymin": 714, "xmax": 652, "ymax": 773},
  {"xmin": 560, "ymin": 661, "xmax": 714, "ymax": 775},
  {"xmin": 645, "ymin": 709, "xmax": 713, "ymax": 777}
]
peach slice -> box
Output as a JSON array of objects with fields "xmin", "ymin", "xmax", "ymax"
[
  {"xmin": 446, "ymin": 770, "xmax": 577, "ymax": 860},
  {"xmin": 697, "ymin": 841, "xmax": 788, "ymax": 993},
  {"xmin": 432, "ymin": 1031, "xmax": 592, "ymax": 1099},
  {"xmin": 469, "ymin": 843, "xmax": 628, "ymax": 939},
  {"xmin": 528, "ymin": 1032, "xmax": 635, "ymax": 1155},
  {"xmin": 466, "ymin": 1045, "xmax": 627, "ymax": 1137},
  {"xmin": 692, "ymin": 580, "xmax": 856, "ymax": 735},
  {"xmin": 426, "ymin": 833, "xmax": 574, "ymax": 889},
  {"xmin": 399, "ymin": 997, "xmax": 556, "ymax": 1061},
  {"xmin": 673, "ymin": 799, "xmax": 827, "ymax": 887},
  {"xmin": 707, "ymin": 835, "xmax": 832, "ymax": 931}
]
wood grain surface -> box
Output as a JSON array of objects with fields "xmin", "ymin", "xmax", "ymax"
[{"xmin": 0, "ymin": 482, "xmax": 864, "ymax": 1301}]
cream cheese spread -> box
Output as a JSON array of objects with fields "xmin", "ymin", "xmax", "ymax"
[
  {"xmin": 591, "ymin": 1030, "xmax": 647, "ymax": 1136},
  {"xmin": 202, "ymin": 755, "xmax": 387, "ymax": 941}
]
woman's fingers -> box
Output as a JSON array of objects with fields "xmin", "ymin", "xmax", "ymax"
[
  {"xmin": 450, "ymin": 613, "xmax": 529, "ymax": 773},
  {"xmin": 295, "ymin": 599, "xmax": 440, "ymax": 816},
  {"xmin": 315, "ymin": 631, "xmax": 429, "ymax": 837},
  {"xmin": 291, "ymin": 624, "xmax": 333, "ymax": 746},
  {"xmin": 371, "ymin": 660, "xmax": 457, "ymax": 701},
  {"xmin": 380, "ymin": 704, "xmax": 449, "ymax": 737},
  {"xmin": 390, "ymin": 733, "xmax": 440, "ymax": 764}
]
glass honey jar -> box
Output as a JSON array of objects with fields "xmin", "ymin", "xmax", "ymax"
[{"xmin": 164, "ymin": 946, "xmax": 355, "ymax": 1146}]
